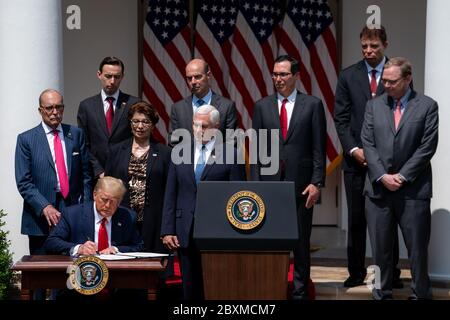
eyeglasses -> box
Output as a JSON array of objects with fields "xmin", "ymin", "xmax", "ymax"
[
  {"xmin": 130, "ymin": 119, "xmax": 153, "ymax": 127},
  {"xmin": 40, "ymin": 104, "xmax": 64, "ymax": 114},
  {"xmin": 271, "ymin": 72, "xmax": 292, "ymax": 79},
  {"xmin": 381, "ymin": 77, "xmax": 404, "ymax": 86}
]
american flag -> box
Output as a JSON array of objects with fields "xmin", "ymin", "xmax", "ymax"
[
  {"xmin": 278, "ymin": 0, "xmax": 341, "ymax": 173},
  {"xmin": 194, "ymin": 0, "xmax": 282, "ymax": 130},
  {"xmin": 143, "ymin": 0, "xmax": 192, "ymax": 142},
  {"xmin": 143, "ymin": 0, "xmax": 341, "ymax": 172}
]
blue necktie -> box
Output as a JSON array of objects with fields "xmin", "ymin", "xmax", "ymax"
[
  {"xmin": 195, "ymin": 145, "xmax": 206, "ymax": 183},
  {"xmin": 196, "ymin": 99, "xmax": 205, "ymax": 107}
]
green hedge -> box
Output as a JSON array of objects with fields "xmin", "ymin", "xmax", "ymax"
[{"xmin": 0, "ymin": 209, "xmax": 13, "ymax": 299}]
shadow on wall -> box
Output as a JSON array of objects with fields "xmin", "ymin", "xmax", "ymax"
[{"xmin": 429, "ymin": 209, "xmax": 450, "ymax": 280}]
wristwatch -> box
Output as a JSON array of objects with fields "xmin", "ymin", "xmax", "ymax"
[{"xmin": 313, "ymin": 182, "xmax": 323, "ymax": 189}]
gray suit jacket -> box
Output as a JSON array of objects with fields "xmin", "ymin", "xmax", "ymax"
[
  {"xmin": 361, "ymin": 91, "xmax": 439, "ymax": 199},
  {"xmin": 169, "ymin": 92, "xmax": 237, "ymax": 145},
  {"xmin": 251, "ymin": 91, "xmax": 326, "ymax": 196}
]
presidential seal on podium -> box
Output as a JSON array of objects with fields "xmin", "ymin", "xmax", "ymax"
[
  {"xmin": 67, "ymin": 255, "xmax": 109, "ymax": 295},
  {"xmin": 226, "ymin": 190, "xmax": 265, "ymax": 231}
]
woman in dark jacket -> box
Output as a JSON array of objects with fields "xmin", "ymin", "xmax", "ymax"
[{"xmin": 106, "ymin": 101, "xmax": 170, "ymax": 253}]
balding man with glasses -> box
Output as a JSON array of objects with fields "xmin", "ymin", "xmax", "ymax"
[
  {"xmin": 15, "ymin": 89, "xmax": 91, "ymax": 299},
  {"xmin": 169, "ymin": 58, "xmax": 237, "ymax": 146}
]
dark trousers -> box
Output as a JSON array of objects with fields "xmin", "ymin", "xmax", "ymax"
[
  {"xmin": 178, "ymin": 241, "xmax": 204, "ymax": 300},
  {"xmin": 344, "ymin": 171, "xmax": 401, "ymax": 279},
  {"xmin": 366, "ymin": 196, "xmax": 432, "ymax": 299},
  {"xmin": 292, "ymin": 197, "xmax": 313, "ymax": 299},
  {"xmin": 28, "ymin": 235, "xmax": 48, "ymax": 300},
  {"xmin": 28, "ymin": 192, "xmax": 72, "ymax": 300}
]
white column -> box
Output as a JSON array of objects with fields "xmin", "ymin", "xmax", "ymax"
[
  {"xmin": 0, "ymin": 0, "xmax": 63, "ymax": 262},
  {"xmin": 425, "ymin": 0, "xmax": 450, "ymax": 281}
]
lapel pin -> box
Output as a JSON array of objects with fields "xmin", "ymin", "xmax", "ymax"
[
  {"xmin": 117, "ymin": 222, "xmax": 122, "ymax": 227},
  {"xmin": 153, "ymin": 153, "xmax": 157, "ymax": 157}
]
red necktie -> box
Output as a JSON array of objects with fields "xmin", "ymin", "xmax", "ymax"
[
  {"xmin": 370, "ymin": 69, "xmax": 378, "ymax": 98},
  {"xmin": 98, "ymin": 218, "xmax": 109, "ymax": 251},
  {"xmin": 280, "ymin": 98, "xmax": 288, "ymax": 140},
  {"xmin": 105, "ymin": 97, "xmax": 115, "ymax": 134},
  {"xmin": 394, "ymin": 100, "xmax": 402, "ymax": 130},
  {"xmin": 52, "ymin": 130, "xmax": 69, "ymax": 198}
]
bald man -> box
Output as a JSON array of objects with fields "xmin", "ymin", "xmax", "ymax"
[{"xmin": 168, "ymin": 58, "xmax": 237, "ymax": 145}]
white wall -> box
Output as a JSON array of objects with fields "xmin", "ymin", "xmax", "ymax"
[
  {"xmin": 1, "ymin": 0, "xmax": 64, "ymax": 263},
  {"xmin": 341, "ymin": 0, "xmax": 427, "ymax": 92},
  {"xmin": 61, "ymin": 0, "xmax": 139, "ymax": 125},
  {"xmin": 340, "ymin": 0, "xmax": 427, "ymax": 258}
]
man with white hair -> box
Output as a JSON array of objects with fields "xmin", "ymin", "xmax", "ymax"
[{"xmin": 161, "ymin": 105, "xmax": 245, "ymax": 300}]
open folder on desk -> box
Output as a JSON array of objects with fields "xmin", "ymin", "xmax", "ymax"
[
  {"xmin": 116, "ymin": 252, "xmax": 170, "ymax": 258},
  {"xmin": 95, "ymin": 252, "xmax": 170, "ymax": 260}
]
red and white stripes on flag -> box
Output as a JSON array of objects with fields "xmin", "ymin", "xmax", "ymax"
[
  {"xmin": 194, "ymin": 0, "xmax": 282, "ymax": 130},
  {"xmin": 143, "ymin": 0, "xmax": 191, "ymax": 142},
  {"xmin": 143, "ymin": 0, "xmax": 341, "ymax": 173},
  {"xmin": 278, "ymin": 0, "xmax": 341, "ymax": 173}
]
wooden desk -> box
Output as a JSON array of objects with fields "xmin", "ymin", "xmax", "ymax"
[{"xmin": 12, "ymin": 255, "xmax": 167, "ymax": 300}]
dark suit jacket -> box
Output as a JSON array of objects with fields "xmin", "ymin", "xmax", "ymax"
[
  {"xmin": 251, "ymin": 91, "xmax": 326, "ymax": 196},
  {"xmin": 105, "ymin": 139, "xmax": 171, "ymax": 252},
  {"xmin": 334, "ymin": 59, "xmax": 386, "ymax": 172},
  {"xmin": 77, "ymin": 91, "xmax": 139, "ymax": 177},
  {"xmin": 15, "ymin": 124, "xmax": 92, "ymax": 236},
  {"xmin": 160, "ymin": 142, "xmax": 246, "ymax": 248},
  {"xmin": 169, "ymin": 92, "xmax": 237, "ymax": 144},
  {"xmin": 44, "ymin": 201, "xmax": 143, "ymax": 255},
  {"xmin": 361, "ymin": 91, "xmax": 439, "ymax": 200}
]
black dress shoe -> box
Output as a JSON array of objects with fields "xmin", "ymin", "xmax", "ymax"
[
  {"xmin": 292, "ymin": 294, "xmax": 309, "ymax": 301},
  {"xmin": 392, "ymin": 278, "xmax": 404, "ymax": 289},
  {"xmin": 343, "ymin": 276, "xmax": 366, "ymax": 288}
]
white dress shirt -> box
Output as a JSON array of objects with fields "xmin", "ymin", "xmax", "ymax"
[{"xmin": 101, "ymin": 89, "xmax": 120, "ymax": 114}]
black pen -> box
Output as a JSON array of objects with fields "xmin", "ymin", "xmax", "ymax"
[{"xmin": 86, "ymin": 236, "xmax": 99, "ymax": 254}]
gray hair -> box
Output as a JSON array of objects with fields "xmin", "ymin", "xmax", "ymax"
[
  {"xmin": 194, "ymin": 104, "xmax": 220, "ymax": 126},
  {"xmin": 384, "ymin": 57, "xmax": 412, "ymax": 78}
]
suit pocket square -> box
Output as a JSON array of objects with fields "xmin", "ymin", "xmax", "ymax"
[{"xmin": 72, "ymin": 152, "xmax": 80, "ymax": 156}]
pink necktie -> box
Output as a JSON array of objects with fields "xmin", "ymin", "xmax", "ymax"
[
  {"xmin": 98, "ymin": 218, "xmax": 109, "ymax": 251},
  {"xmin": 394, "ymin": 100, "xmax": 402, "ymax": 130},
  {"xmin": 105, "ymin": 97, "xmax": 115, "ymax": 134},
  {"xmin": 280, "ymin": 98, "xmax": 288, "ymax": 140},
  {"xmin": 52, "ymin": 130, "xmax": 69, "ymax": 198},
  {"xmin": 370, "ymin": 70, "xmax": 378, "ymax": 98}
]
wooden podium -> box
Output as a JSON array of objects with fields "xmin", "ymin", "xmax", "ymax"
[
  {"xmin": 194, "ymin": 182, "xmax": 298, "ymax": 300},
  {"xmin": 201, "ymin": 251, "xmax": 290, "ymax": 300}
]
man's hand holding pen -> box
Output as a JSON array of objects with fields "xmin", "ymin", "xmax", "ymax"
[{"xmin": 78, "ymin": 240, "xmax": 98, "ymax": 255}]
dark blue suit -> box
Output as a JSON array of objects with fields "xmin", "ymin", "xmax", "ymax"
[
  {"xmin": 45, "ymin": 201, "xmax": 143, "ymax": 255},
  {"xmin": 161, "ymin": 143, "xmax": 245, "ymax": 299},
  {"xmin": 15, "ymin": 123, "xmax": 92, "ymax": 237}
]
